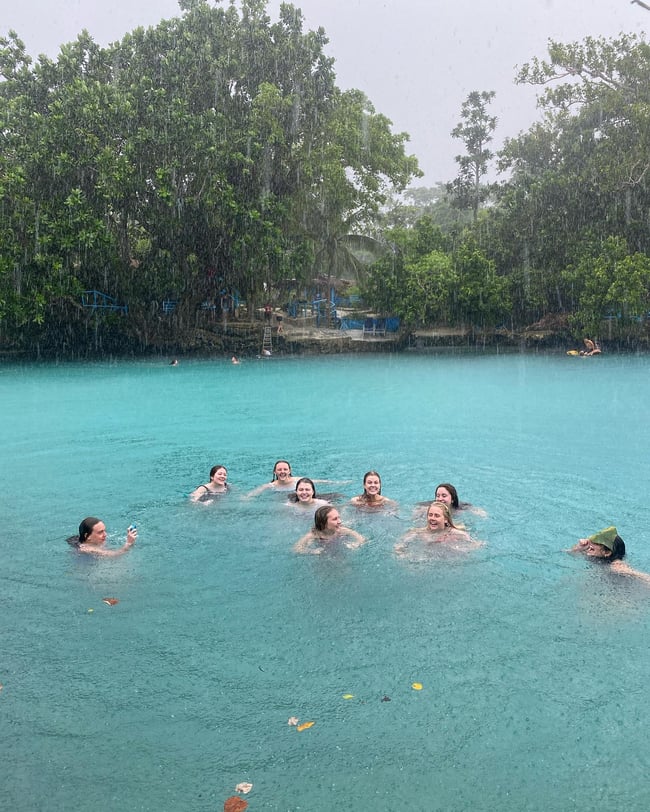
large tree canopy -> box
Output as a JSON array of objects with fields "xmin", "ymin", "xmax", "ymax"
[{"xmin": 0, "ymin": 0, "xmax": 419, "ymax": 350}]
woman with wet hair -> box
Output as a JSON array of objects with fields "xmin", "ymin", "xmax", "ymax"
[
  {"xmin": 67, "ymin": 517, "xmax": 137, "ymax": 557},
  {"xmin": 248, "ymin": 460, "xmax": 338, "ymax": 498},
  {"xmin": 246, "ymin": 460, "xmax": 298, "ymax": 496},
  {"xmin": 287, "ymin": 477, "xmax": 329, "ymax": 509},
  {"xmin": 435, "ymin": 483, "xmax": 486, "ymax": 516},
  {"xmin": 567, "ymin": 526, "xmax": 650, "ymax": 582},
  {"xmin": 350, "ymin": 471, "xmax": 397, "ymax": 510},
  {"xmin": 190, "ymin": 464, "xmax": 229, "ymax": 502},
  {"xmin": 395, "ymin": 501, "xmax": 481, "ymax": 558},
  {"xmin": 294, "ymin": 506, "xmax": 366, "ymax": 554}
]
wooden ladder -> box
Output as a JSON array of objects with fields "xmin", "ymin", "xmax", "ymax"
[{"xmin": 262, "ymin": 326, "xmax": 272, "ymax": 355}]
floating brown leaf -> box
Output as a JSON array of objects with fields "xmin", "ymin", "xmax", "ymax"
[
  {"xmin": 102, "ymin": 598, "xmax": 119, "ymax": 606},
  {"xmin": 224, "ymin": 797, "xmax": 248, "ymax": 812}
]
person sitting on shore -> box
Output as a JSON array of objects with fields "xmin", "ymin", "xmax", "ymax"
[
  {"xmin": 287, "ymin": 477, "xmax": 330, "ymax": 510},
  {"xmin": 294, "ymin": 506, "xmax": 366, "ymax": 554},
  {"xmin": 67, "ymin": 517, "xmax": 137, "ymax": 557},
  {"xmin": 190, "ymin": 465, "xmax": 230, "ymax": 502},
  {"xmin": 580, "ymin": 338, "xmax": 601, "ymax": 356},
  {"xmin": 567, "ymin": 526, "xmax": 650, "ymax": 583},
  {"xmin": 395, "ymin": 502, "xmax": 481, "ymax": 558},
  {"xmin": 350, "ymin": 471, "xmax": 397, "ymax": 511}
]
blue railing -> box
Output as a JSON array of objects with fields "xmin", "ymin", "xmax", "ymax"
[{"xmin": 81, "ymin": 290, "xmax": 128, "ymax": 314}]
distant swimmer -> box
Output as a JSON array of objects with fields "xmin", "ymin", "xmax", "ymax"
[
  {"xmin": 170, "ymin": 359, "xmax": 179, "ymax": 366},
  {"xmin": 67, "ymin": 517, "xmax": 137, "ymax": 557},
  {"xmin": 293, "ymin": 506, "xmax": 366, "ymax": 554},
  {"xmin": 579, "ymin": 338, "xmax": 601, "ymax": 356},
  {"xmin": 567, "ymin": 526, "xmax": 650, "ymax": 583},
  {"xmin": 350, "ymin": 471, "xmax": 397, "ymax": 511},
  {"xmin": 190, "ymin": 465, "xmax": 230, "ymax": 502},
  {"xmin": 231, "ymin": 356, "xmax": 241, "ymax": 365}
]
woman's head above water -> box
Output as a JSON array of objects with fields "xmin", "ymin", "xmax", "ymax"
[
  {"xmin": 362, "ymin": 471, "xmax": 382, "ymax": 496},
  {"xmin": 78, "ymin": 516, "xmax": 104, "ymax": 544},
  {"xmin": 294, "ymin": 477, "xmax": 317, "ymax": 501},
  {"xmin": 314, "ymin": 505, "xmax": 341, "ymax": 533},
  {"xmin": 435, "ymin": 483, "xmax": 459, "ymax": 509},
  {"xmin": 272, "ymin": 460, "xmax": 292, "ymax": 482},
  {"xmin": 426, "ymin": 501, "xmax": 458, "ymax": 531},
  {"xmin": 585, "ymin": 527, "xmax": 626, "ymax": 561}
]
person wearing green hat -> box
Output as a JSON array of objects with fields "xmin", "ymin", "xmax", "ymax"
[{"xmin": 568, "ymin": 526, "xmax": 650, "ymax": 583}]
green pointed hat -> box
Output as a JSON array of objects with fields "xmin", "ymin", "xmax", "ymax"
[{"xmin": 588, "ymin": 526, "xmax": 619, "ymax": 551}]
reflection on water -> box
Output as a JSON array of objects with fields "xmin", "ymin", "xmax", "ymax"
[{"xmin": 2, "ymin": 353, "xmax": 650, "ymax": 811}]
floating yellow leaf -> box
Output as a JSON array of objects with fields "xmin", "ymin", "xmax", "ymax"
[
  {"xmin": 411, "ymin": 682, "xmax": 423, "ymax": 691},
  {"xmin": 342, "ymin": 694, "xmax": 354, "ymax": 700},
  {"xmin": 297, "ymin": 721, "xmax": 315, "ymax": 732}
]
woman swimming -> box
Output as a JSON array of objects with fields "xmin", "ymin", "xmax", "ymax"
[
  {"xmin": 434, "ymin": 483, "xmax": 486, "ymax": 517},
  {"xmin": 246, "ymin": 460, "xmax": 298, "ymax": 496},
  {"xmin": 287, "ymin": 477, "xmax": 330, "ymax": 509},
  {"xmin": 293, "ymin": 506, "xmax": 366, "ymax": 555},
  {"xmin": 350, "ymin": 471, "xmax": 397, "ymax": 511},
  {"xmin": 395, "ymin": 502, "xmax": 481, "ymax": 558},
  {"xmin": 67, "ymin": 517, "xmax": 137, "ymax": 557},
  {"xmin": 567, "ymin": 526, "xmax": 650, "ymax": 583},
  {"xmin": 190, "ymin": 465, "xmax": 229, "ymax": 501},
  {"xmin": 247, "ymin": 460, "xmax": 338, "ymax": 498}
]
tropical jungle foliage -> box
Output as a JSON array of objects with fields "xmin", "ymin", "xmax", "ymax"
[
  {"xmin": 2, "ymin": 4, "xmax": 650, "ymax": 353},
  {"xmin": 0, "ymin": 0, "xmax": 418, "ymax": 352},
  {"xmin": 362, "ymin": 33, "xmax": 650, "ymax": 342}
]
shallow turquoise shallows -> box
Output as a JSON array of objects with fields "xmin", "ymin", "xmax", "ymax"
[{"xmin": 3, "ymin": 352, "xmax": 650, "ymax": 812}]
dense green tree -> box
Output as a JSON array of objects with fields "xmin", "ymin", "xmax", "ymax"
[
  {"xmin": 448, "ymin": 91, "xmax": 496, "ymax": 222},
  {"xmin": 563, "ymin": 236, "xmax": 650, "ymax": 336},
  {"xmin": 0, "ymin": 0, "xmax": 420, "ymax": 349}
]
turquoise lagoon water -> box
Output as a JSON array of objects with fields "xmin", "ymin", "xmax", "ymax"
[{"xmin": 2, "ymin": 352, "xmax": 650, "ymax": 811}]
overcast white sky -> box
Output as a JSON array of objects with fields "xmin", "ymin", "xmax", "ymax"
[{"xmin": 3, "ymin": 1, "xmax": 646, "ymax": 185}]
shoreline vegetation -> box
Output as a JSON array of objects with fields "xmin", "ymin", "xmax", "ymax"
[
  {"xmin": 2, "ymin": 313, "xmax": 649, "ymax": 360},
  {"xmin": 4, "ymin": 14, "xmax": 650, "ymax": 361}
]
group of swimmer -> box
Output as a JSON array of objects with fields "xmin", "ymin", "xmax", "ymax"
[{"xmin": 67, "ymin": 459, "xmax": 650, "ymax": 583}]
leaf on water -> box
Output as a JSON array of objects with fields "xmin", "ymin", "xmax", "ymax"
[
  {"xmin": 102, "ymin": 598, "xmax": 119, "ymax": 606},
  {"xmin": 342, "ymin": 694, "xmax": 354, "ymax": 699},
  {"xmin": 224, "ymin": 797, "xmax": 248, "ymax": 812},
  {"xmin": 287, "ymin": 716, "xmax": 299, "ymax": 726},
  {"xmin": 411, "ymin": 682, "xmax": 423, "ymax": 691},
  {"xmin": 235, "ymin": 782, "xmax": 253, "ymax": 794},
  {"xmin": 297, "ymin": 721, "xmax": 315, "ymax": 732}
]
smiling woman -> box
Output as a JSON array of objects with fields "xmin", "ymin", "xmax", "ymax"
[
  {"xmin": 568, "ymin": 525, "xmax": 650, "ymax": 583},
  {"xmin": 66, "ymin": 516, "xmax": 137, "ymax": 557},
  {"xmin": 350, "ymin": 470, "xmax": 397, "ymax": 510}
]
